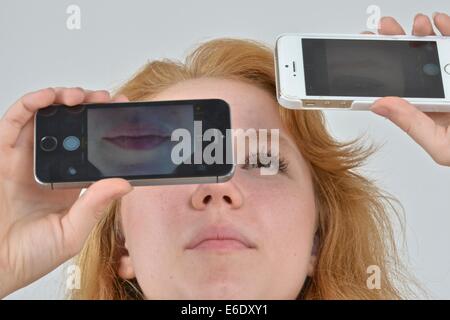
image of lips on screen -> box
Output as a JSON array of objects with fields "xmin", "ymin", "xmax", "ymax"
[{"xmin": 87, "ymin": 105, "xmax": 194, "ymax": 177}]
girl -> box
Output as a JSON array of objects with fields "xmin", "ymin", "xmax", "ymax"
[{"xmin": 0, "ymin": 13, "xmax": 449, "ymax": 299}]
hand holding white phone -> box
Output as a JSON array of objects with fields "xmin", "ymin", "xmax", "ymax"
[{"xmin": 277, "ymin": 12, "xmax": 450, "ymax": 168}]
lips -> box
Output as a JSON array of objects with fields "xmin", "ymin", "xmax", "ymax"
[
  {"xmin": 103, "ymin": 135, "xmax": 169, "ymax": 150},
  {"xmin": 185, "ymin": 225, "xmax": 256, "ymax": 251},
  {"xmin": 102, "ymin": 122, "xmax": 171, "ymax": 150}
]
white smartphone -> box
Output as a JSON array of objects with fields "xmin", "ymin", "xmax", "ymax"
[{"xmin": 275, "ymin": 33, "xmax": 450, "ymax": 111}]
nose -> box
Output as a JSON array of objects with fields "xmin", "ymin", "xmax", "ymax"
[{"xmin": 191, "ymin": 181, "xmax": 244, "ymax": 210}]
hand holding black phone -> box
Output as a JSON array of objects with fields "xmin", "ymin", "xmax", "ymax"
[{"xmin": 0, "ymin": 87, "xmax": 137, "ymax": 299}]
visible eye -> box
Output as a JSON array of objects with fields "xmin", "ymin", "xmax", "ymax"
[{"xmin": 241, "ymin": 152, "xmax": 289, "ymax": 174}]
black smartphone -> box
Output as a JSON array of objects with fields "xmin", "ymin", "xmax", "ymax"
[{"xmin": 34, "ymin": 99, "xmax": 234, "ymax": 189}]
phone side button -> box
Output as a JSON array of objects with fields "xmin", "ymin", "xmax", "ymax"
[
  {"xmin": 303, "ymin": 100, "xmax": 316, "ymax": 106},
  {"xmin": 445, "ymin": 63, "xmax": 450, "ymax": 75}
]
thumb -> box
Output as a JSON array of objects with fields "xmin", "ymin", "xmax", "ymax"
[
  {"xmin": 60, "ymin": 178, "xmax": 133, "ymax": 257},
  {"xmin": 370, "ymin": 97, "xmax": 436, "ymax": 145},
  {"xmin": 370, "ymin": 97, "xmax": 449, "ymax": 164}
]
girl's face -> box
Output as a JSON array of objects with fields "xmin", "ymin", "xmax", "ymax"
[{"xmin": 118, "ymin": 78, "xmax": 318, "ymax": 299}]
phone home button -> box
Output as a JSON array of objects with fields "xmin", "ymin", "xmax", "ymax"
[{"xmin": 445, "ymin": 63, "xmax": 450, "ymax": 75}]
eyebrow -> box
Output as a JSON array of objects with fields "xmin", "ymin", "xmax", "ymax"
[
  {"xmin": 263, "ymin": 132, "xmax": 297, "ymax": 154},
  {"xmin": 279, "ymin": 134, "xmax": 296, "ymax": 150}
]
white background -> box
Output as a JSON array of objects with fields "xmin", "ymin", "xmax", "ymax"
[{"xmin": 1, "ymin": 0, "xmax": 449, "ymax": 299}]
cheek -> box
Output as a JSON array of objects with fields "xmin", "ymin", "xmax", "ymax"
[
  {"xmin": 119, "ymin": 186, "xmax": 192, "ymax": 263},
  {"xmin": 240, "ymin": 173, "xmax": 317, "ymax": 262}
]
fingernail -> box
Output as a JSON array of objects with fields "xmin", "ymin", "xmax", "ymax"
[
  {"xmin": 432, "ymin": 12, "xmax": 440, "ymax": 19},
  {"xmin": 377, "ymin": 17, "xmax": 385, "ymax": 30}
]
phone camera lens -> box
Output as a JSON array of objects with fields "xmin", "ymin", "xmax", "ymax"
[
  {"xmin": 40, "ymin": 136, "xmax": 58, "ymax": 152},
  {"xmin": 39, "ymin": 106, "xmax": 58, "ymax": 117},
  {"xmin": 66, "ymin": 105, "xmax": 85, "ymax": 114},
  {"xmin": 67, "ymin": 166, "xmax": 77, "ymax": 176},
  {"xmin": 63, "ymin": 136, "xmax": 80, "ymax": 151},
  {"xmin": 423, "ymin": 63, "xmax": 440, "ymax": 76}
]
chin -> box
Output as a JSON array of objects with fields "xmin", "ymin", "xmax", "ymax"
[{"xmin": 185, "ymin": 287, "xmax": 258, "ymax": 300}]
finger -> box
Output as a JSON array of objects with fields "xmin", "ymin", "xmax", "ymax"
[
  {"xmin": 60, "ymin": 178, "xmax": 133, "ymax": 257},
  {"xmin": 15, "ymin": 90, "xmax": 110, "ymax": 150},
  {"xmin": 112, "ymin": 94, "xmax": 130, "ymax": 103},
  {"xmin": 371, "ymin": 97, "xmax": 450, "ymax": 165},
  {"xmin": 84, "ymin": 90, "xmax": 111, "ymax": 103},
  {"xmin": 412, "ymin": 13, "xmax": 436, "ymax": 36},
  {"xmin": 433, "ymin": 12, "xmax": 450, "ymax": 36},
  {"xmin": 425, "ymin": 112, "xmax": 450, "ymax": 128},
  {"xmin": 54, "ymin": 87, "xmax": 86, "ymax": 106},
  {"xmin": 0, "ymin": 88, "xmax": 56, "ymax": 149},
  {"xmin": 378, "ymin": 16, "xmax": 406, "ymax": 35}
]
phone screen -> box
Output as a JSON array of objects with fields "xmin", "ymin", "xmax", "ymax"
[
  {"xmin": 302, "ymin": 38, "xmax": 445, "ymax": 98},
  {"xmin": 87, "ymin": 104, "xmax": 194, "ymax": 177},
  {"xmin": 35, "ymin": 99, "xmax": 233, "ymax": 184}
]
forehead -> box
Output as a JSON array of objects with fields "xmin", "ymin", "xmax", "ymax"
[{"xmin": 150, "ymin": 78, "xmax": 285, "ymax": 131}]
